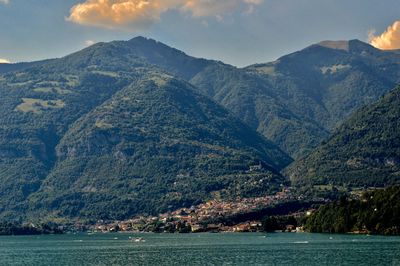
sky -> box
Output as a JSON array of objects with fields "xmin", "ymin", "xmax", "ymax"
[{"xmin": 0, "ymin": 0, "xmax": 399, "ymax": 67}]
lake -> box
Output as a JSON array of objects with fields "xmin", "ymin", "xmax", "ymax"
[{"xmin": 0, "ymin": 233, "xmax": 399, "ymax": 265}]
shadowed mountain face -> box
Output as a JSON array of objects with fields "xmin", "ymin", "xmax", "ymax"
[
  {"xmin": 0, "ymin": 41, "xmax": 291, "ymax": 220},
  {"xmin": 286, "ymin": 86, "xmax": 400, "ymax": 187}
]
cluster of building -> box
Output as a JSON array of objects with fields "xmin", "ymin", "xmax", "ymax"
[{"xmin": 89, "ymin": 188, "xmax": 298, "ymax": 233}]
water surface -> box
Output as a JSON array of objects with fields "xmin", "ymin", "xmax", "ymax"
[{"xmin": 0, "ymin": 233, "xmax": 399, "ymax": 265}]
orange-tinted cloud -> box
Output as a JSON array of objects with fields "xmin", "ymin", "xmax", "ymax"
[
  {"xmin": 0, "ymin": 58, "xmax": 11, "ymax": 64},
  {"xmin": 369, "ymin": 21, "xmax": 400, "ymax": 50},
  {"xmin": 67, "ymin": 0, "xmax": 264, "ymax": 29},
  {"xmin": 67, "ymin": 0, "xmax": 170, "ymax": 29}
]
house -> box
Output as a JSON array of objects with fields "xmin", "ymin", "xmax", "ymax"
[
  {"xmin": 285, "ymin": 225, "xmax": 296, "ymax": 232},
  {"xmin": 191, "ymin": 224, "xmax": 204, "ymax": 232},
  {"xmin": 249, "ymin": 162, "xmax": 264, "ymax": 172},
  {"xmin": 233, "ymin": 223, "xmax": 251, "ymax": 232}
]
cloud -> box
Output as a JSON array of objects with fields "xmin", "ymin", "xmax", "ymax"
[
  {"xmin": 369, "ymin": 21, "xmax": 400, "ymax": 50},
  {"xmin": 85, "ymin": 40, "xmax": 96, "ymax": 46},
  {"xmin": 0, "ymin": 0, "xmax": 10, "ymax": 4},
  {"xmin": 244, "ymin": 0, "xmax": 263, "ymax": 4},
  {"xmin": 181, "ymin": 1, "xmax": 238, "ymax": 17},
  {"xmin": 67, "ymin": 0, "xmax": 167, "ymax": 29},
  {"xmin": 0, "ymin": 58, "xmax": 11, "ymax": 64},
  {"xmin": 67, "ymin": 0, "xmax": 264, "ymax": 29}
]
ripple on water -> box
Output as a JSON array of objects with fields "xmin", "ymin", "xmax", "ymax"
[{"xmin": 0, "ymin": 233, "xmax": 400, "ymax": 265}]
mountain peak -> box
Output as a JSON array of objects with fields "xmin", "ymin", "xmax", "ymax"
[
  {"xmin": 317, "ymin": 40, "xmax": 350, "ymax": 51},
  {"xmin": 129, "ymin": 35, "xmax": 147, "ymax": 41},
  {"xmin": 128, "ymin": 36, "xmax": 157, "ymax": 44},
  {"xmin": 314, "ymin": 39, "xmax": 380, "ymax": 54}
]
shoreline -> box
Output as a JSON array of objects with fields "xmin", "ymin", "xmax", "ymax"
[{"xmin": 0, "ymin": 228, "xmax": 385, "ymax": 237}]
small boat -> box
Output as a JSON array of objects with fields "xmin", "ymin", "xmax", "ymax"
[
  {"xmin": 132, "ymin": 237, "xmax": 145, "ymax": 243},
  {"xmin": 293, "ymin": 241, "xmax": 309, "ymax": 244}
]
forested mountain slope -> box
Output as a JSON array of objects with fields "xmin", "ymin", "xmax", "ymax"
[
  {"xmin": 0, "ymin": 40, "xmax": 290, "ymax": 220},
  {"xmin": 5, "ymin": 38, "xmax": 399, "ymax": 159},
  {"xmin": 27, "ymin": 74, "xmax": 290, "ymax": 220},
  {"xmin": 287, "ymin": 86, "xmax": 400, "ymax": 187},
  {"xmin": 191, "ymin": 40, "xmax": 400, "ymax": 158},
  {"xmin": 1, "ymin": 36, "xmax": 400, "ymax": 220}
]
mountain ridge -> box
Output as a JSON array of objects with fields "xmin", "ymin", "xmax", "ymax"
[{"xmin": 1, "ymin": 36, "xmax": 400, "ymax": 220}]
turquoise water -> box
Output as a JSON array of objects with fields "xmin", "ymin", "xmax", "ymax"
[{"xmin": 0, "ymin": 233, "xmax": 400, "ymax": 265}]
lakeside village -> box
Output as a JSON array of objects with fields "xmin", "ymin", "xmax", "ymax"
[
  {"xmin": 0, "ymin": 163, "xmax": 326, "ymax": 236},
  {"xmin": 1, "ymin": 183, "xmax": 380, "ymax": 236},
  {"xmin": 75, "ymin": 163, "xmax": 336, "ymax": 234},
  {"xmin": 80, "ymin": 163, "xmax": 319, "ymax": 234},
  {"xmin": 0, "ymin": 189, "xmax": 312, "ymax": 236},
  {"xmin": 86, "ymin": 187, "xmax": 314, "ymax": 234},
  {"xmin": 1, "ymin": 185, "xmax": 318, "ymax": 236}
]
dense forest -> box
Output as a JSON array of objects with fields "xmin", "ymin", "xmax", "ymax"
[
  {"xmin": 288, "ymin": 86, "xmax": 400, "ymax": 187},
  {"xmin": 305, "ymin": 186, "xmax": 400, "ymax": 235},
  {"xmin": 0, "ymin": 222, "xmax": 63, "ymax": 235},
  {"xmin": 27, "ymin": 74, "xmax": 290, "ymax": 220}
]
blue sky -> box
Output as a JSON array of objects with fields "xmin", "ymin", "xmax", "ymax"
[{"xmin": 0, "ymin": 0, "xmax": 399, "ymax": 66}]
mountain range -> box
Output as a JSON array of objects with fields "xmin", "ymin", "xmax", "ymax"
[{"xmin": 0, "ymin": 36, "xmax": 399, "ymax": 220}]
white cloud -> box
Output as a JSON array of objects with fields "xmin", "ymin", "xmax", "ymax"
[
  {"xmin": 0, "ymin": 58, "xmax": 11, "ymax": 64},
  {"xmin": 0, "ymin": 0, "xmax": 10, "ymax": 4},
  {"xmin": 85, "ymin": 40, "xmax": 96, "ymax": 46},
  {"xmin": 67, "ymin": 0, "xmax": 264, "ymax": 29},
  {"xmin": 369, "ymin": 21, "xmax": 400, "ymax": 50}
]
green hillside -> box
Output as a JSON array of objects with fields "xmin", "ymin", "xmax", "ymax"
[
  {"xmin": 0, "ymin": 45, "xmax": 291, "ymax": 220},
  {"xmin": 43, "ymin": 36, "xmax": 213, "ymax": 80},
  {"xmin": 0, "ymin": 64, "xmax": 135, "ymax": 211},
  {"xmin": 191, "ymin": 40, "xmax": 400, "ymax": 158},
  {"xmin": 1, "ymin": 36, "xmax": 400, "ymax": 220},
  {"xmin": 48, "ymin": 37, "xmax": 400, "ymax": 159},
  {"xmin": 305, "ymin": 186, "xmax": 400, "ymax": 235},
  {"xmin": 26, "ymin": 74, "xmax": 290, "ymax": 220},
  {"xmin": 190, "ymin": 63, "xmax": 330, "ymax": 158},
  {"xmin": 4, "ymin": 37, "xmax": 399, "ymax": 159},
  {"xmin": 287, "ymin": 86, "xmax": 400, "ymax": 187}
]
